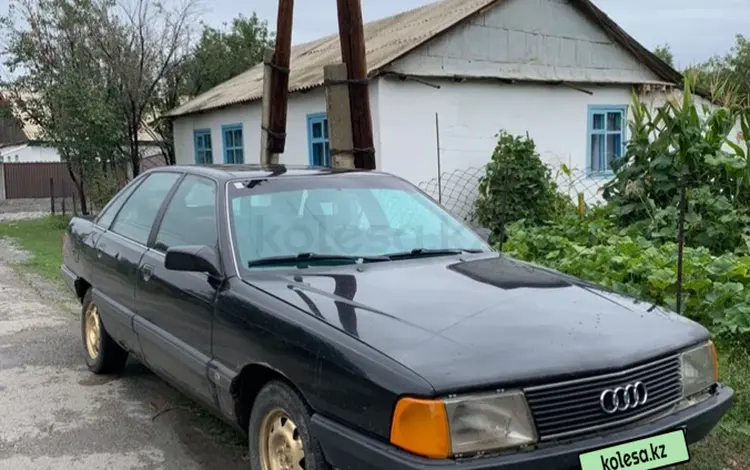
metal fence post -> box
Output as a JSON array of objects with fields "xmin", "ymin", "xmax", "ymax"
[
  {"xmin": 49, "ymin": 178, "xmax": 55, "ymax": 215},
  {"xmin": 675, "ymin": 180, "xmax": 687, "ymax": 315}
]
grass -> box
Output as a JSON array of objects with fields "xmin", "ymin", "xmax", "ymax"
[
  {"xmin": 0, "ymin": 215, "xmax": 70, "ymax": 280},
  {"xmin": 0, "ymin": 215, "xmax": 749, "ymax": 468}
]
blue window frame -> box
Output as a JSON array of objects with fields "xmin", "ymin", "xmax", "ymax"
[
  {"xmin": 193, "ymin": 129, "xmax": 213, "ymax": 164},
  {"xmin": 306, "ymin": 112, "xmax": 330, "ymax": 167},
  {"xmin": 222, "ymin": 124, "xmax": 244, "ymax": 164},
  {"xmin": 587, "ymin": 105, "xmax": 627, "ymax": 175}
]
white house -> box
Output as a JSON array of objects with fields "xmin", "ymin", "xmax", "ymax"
[{"xmin": 166, "ymin": 0, "xmax": 742, "ymax": 212}]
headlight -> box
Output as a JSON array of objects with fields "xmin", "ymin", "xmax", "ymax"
[
  {"xmin": 389, "ymin": 391, "xmax": 537, "ymax": 458},
  {"xmin": 681, "ymin": 340, "xmax": 719, "ymax": 398}
]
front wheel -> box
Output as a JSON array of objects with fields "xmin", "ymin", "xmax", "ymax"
[{"xmin": 248, "ymin": 381, "xmax": 330, "ymax": 470}]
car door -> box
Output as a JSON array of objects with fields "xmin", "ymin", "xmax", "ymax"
[
  {"xmin": 133, "ymin": 174, "xmax": 220, "ymax": 407},
  {"xmin": 90, "ymin": 172, "xmax": 183, "ymax": 355}
]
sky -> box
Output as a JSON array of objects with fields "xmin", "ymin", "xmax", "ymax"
[
  {"xmin": 195, "ymin": 0, "xmax": 749, "ymax": 69},
  {"xmin": 0, "ymin": 0, "xmax": 747, "ymax": 71}
]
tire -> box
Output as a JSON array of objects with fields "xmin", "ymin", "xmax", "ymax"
[
  {"xmin": 248, "ymin": 380, "xmax": 330, "ymax": 470},
  {"xmin": 81, "ymin": 289, "xmax": 128, "ymax": 374}
]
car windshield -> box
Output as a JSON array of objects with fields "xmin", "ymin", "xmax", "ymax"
[{"xmin": 227, "ymin": 173, "xmax": 490, "ymax": 269}]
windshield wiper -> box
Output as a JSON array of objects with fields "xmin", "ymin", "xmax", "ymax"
[
  {"xmin": 382, "ymin": 248, "xmax": 484, "ymax": 260},
  {"xmin": 247, "ymin": 252, "xmax": 390, "ymax": 268}
]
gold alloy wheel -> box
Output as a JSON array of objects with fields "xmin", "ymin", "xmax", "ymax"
[
  {"xmin": 259, "ymin": 409, "xmax": 305, "ymax": 470},
  {"xmin": 84, "ymin": 303, "xmax": 101, "ymax": 360}
]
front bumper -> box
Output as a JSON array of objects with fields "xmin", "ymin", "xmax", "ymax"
[{"xmin": 311, "ymin": 384, "xmax": 733, "ymax": 470}]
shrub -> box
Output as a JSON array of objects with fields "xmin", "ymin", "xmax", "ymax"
[{"xmin": 474, "ymin": 130, "xmax": 571, "ymax": 239}]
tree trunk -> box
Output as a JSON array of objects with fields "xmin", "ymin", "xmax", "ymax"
[{"xmin": 65, "ymin": 162, "xmax": 88, "ymax": 215}]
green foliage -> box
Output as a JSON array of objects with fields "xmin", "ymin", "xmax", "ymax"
[
  {"xmin": 474, "ymin": 130, "xmax": 572, "ymax": 237},
  {"xmin": 690, "ymin": 34, "xmax": 750, "ymax": 108},
  {"xmin": 182, "ymin": 14, "xmax": 274, "ymax": 97},
  {"xmin": 1, "ymin": 0, "xmax": 129, "ymax": 213},
  {"xmin": 149, "ymin": 12, "xmax": 274, "ymax": 165},
  {"xmin": 504, "ymin": 215, "xmax": 750, "ymax": 338},
  {"xmin": 601, "ymin": 77, "xmax": 750, "ymax": 254},
  {"xmin": 653, "ymin": 43, "xmax": 675, "ymax": 67},
  {"xmin": 496, "ymin": 74, "xmax": 750, "ymax": 341}
]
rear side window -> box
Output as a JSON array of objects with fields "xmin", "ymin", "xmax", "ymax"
[
  {"xmin": 153, "ymin": 175, "xmax": 218, "ymax": 252},
  {"xmin": 96, "ymin": 180, "xmax": 142, "ymax": 229},
  {"xmin": 110, "ymin": 172, "xmax": 181, "ymax": 245}
]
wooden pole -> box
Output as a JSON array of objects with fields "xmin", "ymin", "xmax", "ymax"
[
  {"xmin": 324, "ymin": 64, "xmax": 355, "ymax": 169},
  {"xmin": 265, "ymin": 0, "xmax": 294, "ymax": 159},
  {"xmin": 335, "ymin": 0, "xmax": 375, "ymax": 169},
  {"xmin": 260, "ymin": 49, "xmax": 276, "ymax": 164}
]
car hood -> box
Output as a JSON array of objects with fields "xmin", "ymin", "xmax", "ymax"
[{"xmin": 250, "ymin": 253, "xmax": 709, "ymax": 393}]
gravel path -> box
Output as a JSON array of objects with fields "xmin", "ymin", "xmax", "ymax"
[{"xmin": 0, "ymin": 238, "xmax": 247, "ymax": 469}]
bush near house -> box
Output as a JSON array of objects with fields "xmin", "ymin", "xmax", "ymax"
[{"xmin": 479, "ymin": 77, "xmax": 750, "ymax": 467}]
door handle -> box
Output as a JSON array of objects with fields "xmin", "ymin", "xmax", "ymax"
[
  {"xmin": 141, "ymin": 264, "xmax": 154, "ymax": 282},
  {"xmin": 96, "ymin": 244, "xmax": 106, "ymax": 259}
]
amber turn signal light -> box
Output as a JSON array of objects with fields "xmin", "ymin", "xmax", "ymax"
[{"xmin": 390, "ymin": 397, "xmax": 450, "ymax": 458}]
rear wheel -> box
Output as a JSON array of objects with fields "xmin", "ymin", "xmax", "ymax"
[
  {"xmin": 248, "ymin": 381, "xmax": 330, "ymax": 470},
  {"xmin": 81, "ymin": 290, "xmax": 128, "ymax": 374}
]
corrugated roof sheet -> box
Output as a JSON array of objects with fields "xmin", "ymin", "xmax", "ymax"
[
  {"xmin": 166, "ymin": 0, "xmax": 682, "ymax": 118},
  {"xmin": 166, "ymin": 0, "xmax": 499, "ymax": 117}
]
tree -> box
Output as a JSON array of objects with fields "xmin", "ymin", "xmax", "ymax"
[
  {"xmin": 89, "ymin": 0, "xmax": 200, "ymax": 176},
  {"xmin": 146, "ymin": 13, "xmax": 273, "ymax": 166},
  {"xmin": 653, "ymin": 43, "xmax": 674, "ymax": 67},
  {"xmin": 1, "ymin": 0, "xmax": 127, "ymax": 214},
  {"xmin": 690, "ymin": 34, "xmax": 750, "ymax": 107},
  {"xmin": 183, "ymin": 14, "xmax": 274, "ymax": 97}
]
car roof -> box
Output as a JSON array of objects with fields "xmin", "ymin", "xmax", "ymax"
[{"xmin": 144, "ymin": 164, "xmax": 385, "ymax": 182}]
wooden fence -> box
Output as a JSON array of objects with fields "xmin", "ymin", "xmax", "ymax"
[
  {"xmin": 0, "ymin": 155, "xmax": 168, "ymax": 200},
  {"xmin": 1, "ymin": 162, "xmax": 74, "ymax": 199}
]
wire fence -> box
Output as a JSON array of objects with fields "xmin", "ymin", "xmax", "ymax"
[{"xmin": 417, "ymin": 165, "xmax": 607, "ymax": 225}]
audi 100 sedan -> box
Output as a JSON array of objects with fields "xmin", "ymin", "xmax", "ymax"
[{"xmin": 61, "ymin": 165, "xmax": 733, "ymax": 470}]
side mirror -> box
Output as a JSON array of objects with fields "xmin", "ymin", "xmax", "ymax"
[
  {"xmin": 165, "ymin": 245, "xmax": 222, "ymax": 277},
  {"xmin": 474, "ymin": 227, "xmax": 491, "ymax": 243}
]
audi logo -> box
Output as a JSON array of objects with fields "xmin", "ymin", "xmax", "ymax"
[{"xmin": 599, "ymin": 382, "xmax": 648, "ymax": 414}]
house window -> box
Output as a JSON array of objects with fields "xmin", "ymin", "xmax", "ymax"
[
  {"xmin": 588, "ymin": 105, "xmax": 626, "ymax": 174},
  {"xmin": 194, "ymin": 129, "xmax": 213, "ymax": 164},
  {"xmin": 222, "ymin": 124, "xmax": 244, "ymax": 164},
  {"xmin": 306, "ymin": 113, "xmax": 330, "ymax": 167}
]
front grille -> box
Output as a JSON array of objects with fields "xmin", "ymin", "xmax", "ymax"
[{"xmin": 524, "ymin": 355, "xmax": 682, "ymax": 440}]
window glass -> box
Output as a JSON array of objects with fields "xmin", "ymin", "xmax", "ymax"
[
  {"xmin": 588, "ymin": 106, "xmax": 626, "ymax": 174},
  {"xmin": 307, "ymin": 114, "xmax": 330, "ymax": 167},
  {"xmin": 110, "ymin": 172, "xmax": 181, "ymax": 245},
  {"xmin": 228, "ymin": 176, "xmax": 487, "ymax": 268},
  {"xmin": 154, "ymin": 175, "xmax": 218, "ymax": 252},
  {"xmin": 96, "ymin": 179, "xmax": 142, "ymax": 229}
]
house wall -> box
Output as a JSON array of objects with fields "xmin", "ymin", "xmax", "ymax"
[
  {"xmin": 0, "ymin": 144, "xmax": 60, "ymax": 163},
  {"xmin": 376, "ymin": 77, "xmax": 634, "ymax": 210},
  {"xmin": 385, "ymin": 0, "xmax": 661, "ymax": 84},
  {"xmin": 173, "ymin": 83, "xmax": 383, "ymax": 168}
]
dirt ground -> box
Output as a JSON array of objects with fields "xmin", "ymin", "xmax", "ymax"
[{"xmin": 0, "ymin": 236, "xmax": 247, "ymax": 469}]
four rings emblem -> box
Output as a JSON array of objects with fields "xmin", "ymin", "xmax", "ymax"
[{"xmin": 599, "ymin": 381, "xmax": 648, "ymax": 414}]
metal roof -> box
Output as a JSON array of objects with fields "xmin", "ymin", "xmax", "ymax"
[{"xmin": 166, "ymin": 0, "xmax": 682, "ymax": 118}]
